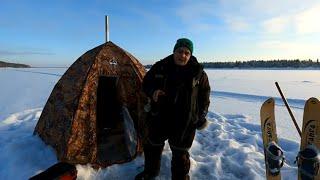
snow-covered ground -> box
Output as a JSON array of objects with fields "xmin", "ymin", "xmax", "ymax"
[{"xmin": 1, "ymin": 68, "xmax": 319, "ymax": 180}]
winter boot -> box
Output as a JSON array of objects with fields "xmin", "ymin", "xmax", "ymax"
[
  {"xmin": 297, "ymin": 144, "xmax": 320, "ymax": 180},
  {"xmin": 135, "ymin": 171, "xmax": 157, "ymax": 180},
  {"xmin": 265, "ymin": 141, "xmax": 285, "ymax": 176},
  {"xmin": 29, "ymin": 162, "xmax": 77, "ymax": 180},
  {"xmin": 136, "ymin": 144, "xmax": 163, "ymax": 180},
  {"xmin": 171, "ymin": 149, "xmax": 191, "ymax": 180},
  {"xmin": 172, "ymin": 174, "xmax": 190, "ymax": 180}
]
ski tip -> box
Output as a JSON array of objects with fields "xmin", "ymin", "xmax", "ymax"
[
  {"xmin": 260, "ymin": 98, "xmax": 275, "ymax": 113},
  {"xmin": 263, "ymin": 97, "xmax": 275, "ymax": 106},
  {"xmin": 306, "ymin": 97, "xmax": 320, "ymax": 104}
]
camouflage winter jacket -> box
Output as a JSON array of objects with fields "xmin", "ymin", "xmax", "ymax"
[{"xmin": 143, "ymin": 54, "xmax": 210, "ymax": 134}]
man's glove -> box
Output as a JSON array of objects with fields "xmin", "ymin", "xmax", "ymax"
[
  {"xmin": 196, "ymin": 119, "xmax": 208, "ymax": 130},
  {"xmin": 196, "ymin": 112, "xmax": 208, "ymax": 130}
]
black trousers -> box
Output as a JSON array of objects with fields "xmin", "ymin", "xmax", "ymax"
[{"xmin": 143, "ymin": 117, "xmax": 196, "ymax": 180}]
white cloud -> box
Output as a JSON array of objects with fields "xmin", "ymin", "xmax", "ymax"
[
  {"xmin": 260, "ymin": 3, "xmax": 320, "ymax": 35},
  {"xmin": 224, "ymin": 17, "xmax": 250, "ymax": 32},
  {"xmin": 176, "ymin": 0, "xmax": 320, "ymax": 34},
  {"xmin": 258, "ymin": 40, "xmax": 320, "ymax": 59},
  {"xmin": 175, "ymin": 1, "xmax": 252, "ymax": 32},
  {"xmin": 175, "ymin": 1, "xmax": 217, "ymax": 32},
  {"xmin": 262, "ymin": 16, "xmax": 291, "ymax": 34},
  {"xmin": 191, "ymin": 23, "xmax": 214, "ymax": 32},
  {"xmin": 176, "ymin": 1, "xmax": 216, "ymax": 21},
  {"xmin": 294, "ymin": 4, "xmax": 320, "ymax": 34},
  {"xmin": 173, "ymin": 0, "xmax": 320, "ymax": 60},
  {"xmin": 188, "ymin": 0, "xmax": 320, "ymax": 34},
  {"xmin": 218, "ymin": 0, "xmax": 319, "ymax": 17}
]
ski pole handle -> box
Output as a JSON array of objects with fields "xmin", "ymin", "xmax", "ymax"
[{"xmin": 275, "ymin": 82, "xmax": 302, "ymax": 137}]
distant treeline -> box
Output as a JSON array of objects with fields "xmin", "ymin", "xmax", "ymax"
[
  {"xmin": 0, "ymin": 60, "xmax": 31, "ymax": 68},
  {"xmin": 201, "ymin": 59, "xmax": 320, "ymax": 69},
  {"xmin": 145, "ymin": 59, "xmax": 320, "ymax": 69}
]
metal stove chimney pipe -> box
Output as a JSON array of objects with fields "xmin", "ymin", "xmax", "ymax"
[{"xmin": 105, "ymin": 15, "xmax": 109, "ymax": 42}]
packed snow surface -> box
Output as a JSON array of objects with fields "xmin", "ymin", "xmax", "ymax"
[{"xmin": 1, "ymin": 68, "xmax": 320, "ymax": 180}]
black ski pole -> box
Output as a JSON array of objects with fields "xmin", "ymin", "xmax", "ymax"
[{"xmin": 275, "ymin": 82, "xmax": 302, "ymax": 137}]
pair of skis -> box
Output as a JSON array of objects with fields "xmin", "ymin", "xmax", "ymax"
[{"xmin": 261, "ymin": 97, "xmax": 320, "ymax": 180}]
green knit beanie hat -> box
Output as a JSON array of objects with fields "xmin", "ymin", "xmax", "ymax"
[{"xmin": 173, "ymin": 38, "xmax": 193, "ymax": 54}]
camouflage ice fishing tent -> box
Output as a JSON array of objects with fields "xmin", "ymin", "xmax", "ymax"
[{"xmin": 34, "ymin": 41, "xmax": 146, "ymax": 167}]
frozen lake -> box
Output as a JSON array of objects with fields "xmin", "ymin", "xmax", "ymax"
[
  {"xmin": 208, "ymin": 69, "xmax": 320, "ymax": 142},
  {"xmin": 0, "ymin": 68, "xmax": 319, "ymax": 179}
]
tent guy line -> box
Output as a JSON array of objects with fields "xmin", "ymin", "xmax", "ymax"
[{"xmin": 11, "ymin": 69, "xmax": 63, "ymax": 77}]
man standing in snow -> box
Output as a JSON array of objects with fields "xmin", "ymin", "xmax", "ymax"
[{"xmin": 136, "ymin": 38, "xmax": 211, "ymax": 180}]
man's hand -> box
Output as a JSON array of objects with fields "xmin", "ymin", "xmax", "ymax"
[
  {"xmin": 196, "ymin": 120, "xmax": 208, "ymax": 130},
  {"xmin": 152, "ymin": 90, "xmax": 166, "ymax": 102},
  {"xmin": 197, "ymin": 111, "xmax": 209, "ymax": 130}
]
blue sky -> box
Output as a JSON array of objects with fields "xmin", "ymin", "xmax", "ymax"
[{"xmin": 1, "ymin": 0, "xmax": 320, "ymax": 66}]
